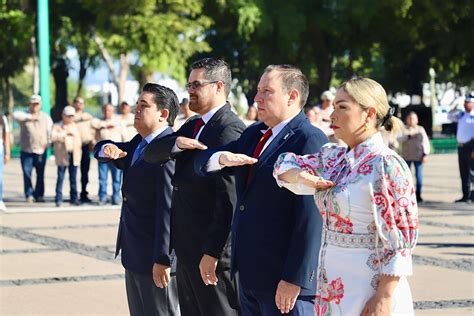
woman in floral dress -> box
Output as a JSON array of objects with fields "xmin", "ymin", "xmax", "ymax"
[{"xmin": 273, "ymin": 77, "xmax": 418, "ymax": 315}]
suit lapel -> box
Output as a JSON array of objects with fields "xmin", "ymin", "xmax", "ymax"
[
  {"xmin": 245, "ymin": 112, "xmax": 305, "ymax": 189},
  {"xmin": 198, "ymin": 103, "xmax": 231, "ymax": 142},
  {"xmin": 131, "ymin": 127, "xmax": 174, "ymax": 168},
  {"xmin": 125, "ymin": 136, "xmax": 142, "ymax": 169},
  {"xmin": 244, "ymin": 122, "xmax": 268, "ymax": 156},
  {"xmin": 257, "ymin": 128, "xmax": 294, "ymax": 167}
]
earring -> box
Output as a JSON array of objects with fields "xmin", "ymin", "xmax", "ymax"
[{"xmin": 364, "ymin": 121, "xmax": 369, "ymax": 131}]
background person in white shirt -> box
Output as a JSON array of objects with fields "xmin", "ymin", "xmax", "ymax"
[
  {"xmin": 448, "ymin": 93, "xmax": 474, "ymax": 203},
  {"xmin": 120, "ymin": 101, "xmax": 137, "ymax": 142},
  {"xmin": 398, "ymin": 111, "xmax": 430, "ymax": 202},
  {"xmin": 13, "ymin": 94, "xmax": 53, "ymax": 203},
  {"xmin": 173, "ymin": 97, "xmax": 195, "ymax": 131},
  {"xmin": 51, "ymin": 106, "xmax": 82, "ymax": 207}
]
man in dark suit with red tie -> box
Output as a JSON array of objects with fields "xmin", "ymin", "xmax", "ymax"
[
  {"xmin": 182, "ymin": 65, "xmax": 327, "ymax": 315},
  {"xmin": 94, "ymin": 83, "xmax": 180, "ymax": 315},
  {"xmin": 144, "ymin": 58, "xmax": 245, "ymax": 315}
]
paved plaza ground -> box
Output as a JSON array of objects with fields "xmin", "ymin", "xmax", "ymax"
[{"xmin": 0, "ymin": 153, "xmax": 473, "ymax": 315}]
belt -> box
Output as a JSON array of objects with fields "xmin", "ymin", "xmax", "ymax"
[{"xmin": 323, "ymin": 228, "xmax": 382, "ymax": 249}]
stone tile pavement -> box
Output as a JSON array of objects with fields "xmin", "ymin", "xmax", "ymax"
[{"xmin": 1, "ymin": 154, "xmax": 473, "ymax": 315}]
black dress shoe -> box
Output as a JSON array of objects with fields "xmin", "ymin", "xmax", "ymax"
[
  {"xmin": 70, "ymin": 200, "xmax": 81, "ymax": 206},
  {"xmin": 455, "ymin": 198, "xmax": 470, "ymax": 203},
  {"xmin": 80, "ymin": 196, "xmax": 93, "ymax": 203},
  {"xmin": 34, "ymin": 197, "xmax": 45, "ymax": 203}
]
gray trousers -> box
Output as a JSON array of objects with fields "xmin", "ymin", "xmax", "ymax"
[{"xmin": 125, "ymin": 269, "xmax": 180, "ymax": 316}]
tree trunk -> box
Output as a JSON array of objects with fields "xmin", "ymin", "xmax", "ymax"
[
  {"xmin": 405, "ymin": 54, "xmax": 427, "ymax": 98},
  {"xmin": 93, "ymin": 35, "xmax": 129, "ymax": 105},
  {"xmin": 52, "ymin": 57, "xmax": 69, "ymax": 122},
  {"xmin": 76, "ymin": 56, "xmax": 88, "ymax": 98},
  {"xmin": 136, "ymin": 68, "xmax": 154, "ymax": 88},
  {"xmin": 117, "ymin": 53, "xmax": 129, "ymax": 104},
  {"xmin": 146, "ymin": 73, "xmax": 154, "ymax": 84},
  {"xmin": 348, "ymin": 52, "xmax": 355, "ymax": 77},
  {"xmin": 315, "ymin": 54, "xmax": 332, "ymax": 101},
  {"xmin": 311, "ymin": 19, "xmax": 333, "ymax": 102},
  {"xmin": 7, "ymin": 77, "xmax": 14, "ymax": 119},
  {"xmin": 0, "ymin": 78, "xmax": 5, "ymax": 113},
  {"xmin": 93, "ymin": 35, "xmax": 119, "ymax": 86}
]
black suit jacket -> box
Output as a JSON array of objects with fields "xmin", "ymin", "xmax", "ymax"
[
  {"xmin": 94, "ymin": 128, "xmax": 176, "ymax": 274},
  {"xmin": 143, "ymin": 104, "xmax": 246, "ymax": 268}
]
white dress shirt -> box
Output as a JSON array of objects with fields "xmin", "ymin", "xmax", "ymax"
[
  {"xmin": 206, "ymin": 112, "xmax": 300, "ymax": 171},
  {"xmin": 449, "ymin": 109, "xmax": 474, "ymax": 143},
  {"xmin": 99, "ymin": 126, "xmax": 169, "ymax": 158},
  {"xmin": 172, "ymin": 103, "xmax": 227, "ymax": 153}
]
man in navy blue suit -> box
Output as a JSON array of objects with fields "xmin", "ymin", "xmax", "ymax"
[
  {"xmin": 182, "ymin": 65, "xmax": 328, "ymax": 315},
  {"xmin": 94, "ymin": 83, "xmax": 180, "ymax": 316}
]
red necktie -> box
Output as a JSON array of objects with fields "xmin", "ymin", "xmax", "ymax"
[
  {"xmin": 252, "ymin": 129, "xmax": 273, "ymax": 158},
  {"xmin": 247, "ymin": 129, "xmax": 273, "ymax": 184},
  {"xmin": 192, "ymin": 118, "xmax": 205, "ymax": 139}
]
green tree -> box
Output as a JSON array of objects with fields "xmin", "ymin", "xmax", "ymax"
[
  {"xmin": 85, "ymin": 0, "xmax": 212, "ymax": 102},
  {"xmin": 202, "ymin": 0, "xmax": 473, "ymax": 105},
  {"xmin": 378, "ymin": 0, "xmax": 474, "ymax": 95},
  {"xmin": 0, "ymin": 0, "xmax": 34, "ymax": 114}
]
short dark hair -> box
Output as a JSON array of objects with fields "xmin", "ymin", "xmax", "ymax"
[
  {"xmin": 263, "ymin": 64, "xmax": 309, "ymax": 108},
  {"xmin": 180, "ymin": 97, "xmax": 189, "ymax": 106},
  {"xmin": 142, "ymin": 83, "xmax": 179, "ymax": 126},
  {"xmin": 191, "ymin": 58, "xmax": 232, "ymax": 97},
  {"xmin": 102, "ymin": 103, "xmax": 113, "ymax": 110}
]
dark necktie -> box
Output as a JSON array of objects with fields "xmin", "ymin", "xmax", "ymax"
[
  {"xmin": 131, "ymin": 139, "xmax": 148, "ymax": 165},
  {"xmin": 247, "ymin": 129, "xmax": 273, "ymax": 184},
  {"xmin": 192, "ymin": 118, "xmax": 205, "ymax": 139}
]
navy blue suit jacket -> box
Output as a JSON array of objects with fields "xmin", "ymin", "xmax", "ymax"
[
  {"xmin": 195, "ymin": 112, "xmax": 327, "ymax": 295},
  {"xmin": 94, "ymin": 128, "xmax": 176, "ymax": 274}
]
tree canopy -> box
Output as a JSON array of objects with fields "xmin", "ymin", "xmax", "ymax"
[{"xmin": 2, "ymin": 0, "xmax": 473, "ymax": 112}]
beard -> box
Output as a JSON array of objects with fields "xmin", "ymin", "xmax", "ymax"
[{"xmin": 189, "ymin": 96, "xmax": 201, "ymax": 112}]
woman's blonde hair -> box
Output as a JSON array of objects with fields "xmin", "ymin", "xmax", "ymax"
[{"xmin": 339, "ymin": 77, "xmax": 402, "ymax": 133}]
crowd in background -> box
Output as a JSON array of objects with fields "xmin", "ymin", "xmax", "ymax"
[
  {"xmin": 0, "ymin": 88, "xmax": 472, "ymax": 211},
  {"xmin": 0, "ymin": 91, "xmax": 257, "ymax": 211},
  {"xmin": 1, "ymin": 96, "xmax": 149, "ymax": 209}
]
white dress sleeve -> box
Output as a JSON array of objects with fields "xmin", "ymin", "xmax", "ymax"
[
  {"xmin": 371, "ymin": 154, "xmax": 419, "ymax": 276},
  {"xmin": 273, "ymin": 143, "xmax": 342, "ymax": 195}
]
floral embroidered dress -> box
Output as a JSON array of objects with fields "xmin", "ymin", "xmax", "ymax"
[{"xmin": 273, "ymin": 133, "xmax": 418, "ymax": 316}]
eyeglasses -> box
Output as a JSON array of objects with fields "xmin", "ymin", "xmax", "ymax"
[{"xmin": 185, "ymin": 80, "xmax": 218, "ymax": 90}]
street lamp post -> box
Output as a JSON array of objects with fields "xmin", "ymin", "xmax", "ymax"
[
  {"xmin": 429, "ymin": 67, "xmax": 437, "ymax": 130},
  {"xmin": 38, "ymin": 0, "xmax": 50, "ymax": 115}
]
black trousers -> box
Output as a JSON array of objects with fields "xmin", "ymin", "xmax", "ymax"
[
  {"xmin": 176, "ymin": 262, "xmax": 240, "ymax": 316},
  {"xmin": 125, "ymin": 269, "xmax": 180, "ymax": 316},
  {"xmin": 458, "ymin": 142, "xmax": 474, "ymax": 200},
  {"xmin": 80, "ymin": 143, "xmax": 91, "ymax": 198}
]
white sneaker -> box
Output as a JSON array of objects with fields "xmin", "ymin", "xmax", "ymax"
[{"xmin": 0, "ymin": 201, "xmax": 6, "ymax": 211}]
